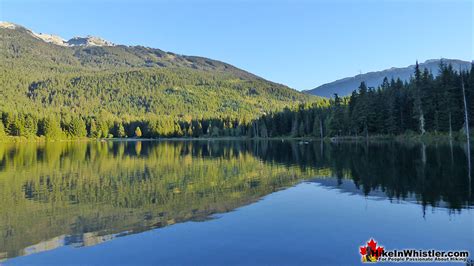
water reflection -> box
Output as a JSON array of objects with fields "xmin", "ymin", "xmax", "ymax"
[
  {"xmin": 254, "ymin": 140, "xmax": 473, "ymax": 209},
  {"xmin": 0, "ymin": 140, "xmax": 472, "ymax": 260}
]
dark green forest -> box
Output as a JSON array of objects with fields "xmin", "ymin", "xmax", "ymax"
[{"xmin": 252, "ymin": 62, "xmax": 474, "ymax": 139}]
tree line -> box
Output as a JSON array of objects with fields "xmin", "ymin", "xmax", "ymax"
[
  {"xmin": 252, "ymin": 61, "xmax": 474, "ymax": 138},
  {"xmin": 0, "ymin": 61, "xmax": 472, "ymax": 140},
  {"xmin": 0, "ymin": 112, "xmax": 275, "ymax": 139}
]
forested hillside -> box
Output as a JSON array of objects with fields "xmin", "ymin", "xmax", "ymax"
[{"xmin": 0, "ymin": 23, "xmax": 320, "ymax": 139}]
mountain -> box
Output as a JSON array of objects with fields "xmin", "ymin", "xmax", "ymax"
[
  {"xmin": 66, "ymin": 36, "xmax": 115, "ymax": 47},
  {"xmin": 0, "ymin": 22, "xmax": 316, "ymax": 121},
  {"xmin": 305, "ymin": 59, "xmax": 472, "ymax": 97},
  {"xmin": 0, "ymin": 21, "xmax": 115, "ymax": 47}
]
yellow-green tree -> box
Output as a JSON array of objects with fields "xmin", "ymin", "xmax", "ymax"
[{"xmin": 135, "ymin": 126, "xmax": 142, "ymax": 138}]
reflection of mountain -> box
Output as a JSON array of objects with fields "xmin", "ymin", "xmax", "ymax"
[
  {"xmin": 22, "ymin": 232, "xmax": 122, "ymax": 258},
  {"xmin": 0, "ymin": 140, "xmax": 472, "ymax": 261}
]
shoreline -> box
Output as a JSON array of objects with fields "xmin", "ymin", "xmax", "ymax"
[{"xmin": 0, "ymin": 133, "xmax": 471, "ymax": 144}]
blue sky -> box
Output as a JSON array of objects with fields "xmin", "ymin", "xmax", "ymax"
[{"xmin": 0, "ymin": 0, "xmax": 472, "ymax": 90}]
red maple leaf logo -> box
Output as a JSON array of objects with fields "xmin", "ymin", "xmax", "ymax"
[{"xmin": 359, "ymin": 238, "xmax": 384, "ymax": 261}]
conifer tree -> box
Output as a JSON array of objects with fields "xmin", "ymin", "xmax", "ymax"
[
  {"xmin": 116, "ymin": 122, "xmax": 126, "ymax": 138},
  {"xmin": 0, "ymin": 120, "xmax": 5, "ymax": 137},
  {"xmin": 413, "ymin": 61, "xmax": 425, "ymax": 134},
  {"xmin": 40, "ymin": 116, "xmax": 63, "ymax": 139},
  {"xmin": 67, "ymin": 118, "xmax": 87, "ymax": 137}
]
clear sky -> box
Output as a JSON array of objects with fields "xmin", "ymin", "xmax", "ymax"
[{"xmin": 0, "ymin": 0, "xmax": 472, "ymax": 90}]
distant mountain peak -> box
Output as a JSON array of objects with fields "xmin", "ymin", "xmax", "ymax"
[
  {"xmin": 0, "ymin": 21, "xmax": 18, "ymax": 29},
  {"xmin": 0, "ymin": 21, "xmax": 114, "ymax": 47},
  {"xmin": 305, "ymin": 59, "xmax": 472, "ymax": 98},
  {"xmin": 66, "ymin": 35, "xmax": 115, "ymax": 47},
  {"xmin": 34, "ymin": 32, "xmax": 67, "ymax": 46}
]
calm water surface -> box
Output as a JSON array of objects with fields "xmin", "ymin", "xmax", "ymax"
[{"xmin": 0, "ymin": 140, "xmax": 472, "ymax": 265}]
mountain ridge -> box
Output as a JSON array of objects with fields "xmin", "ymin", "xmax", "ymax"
[
  {"xmin": 0, "ymin": 21, "xmax": 115, "ymax": 47},
  {"xmin": 0, "ymin": 21, "xmax": 274, "ymax": 82},
  {"xmin": 0, "ymin": 22, "xmax": 316, "ymax": 122},
  {"xmin": 305, "ymin": 59, "xmax": 472, "ymax": 97}
]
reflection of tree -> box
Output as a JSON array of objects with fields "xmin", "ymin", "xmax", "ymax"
[
  {"xmin": 0, "ymin": 141, "xmax": 315, "ymax": 259},
  {"xmin": 250, "ymin": 140, "xmax": 473, "ymax": 210}
]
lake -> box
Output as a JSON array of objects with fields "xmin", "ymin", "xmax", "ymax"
[{"xmin": 0, "ymin": 140, "xmax": 472, "ymax": 265}]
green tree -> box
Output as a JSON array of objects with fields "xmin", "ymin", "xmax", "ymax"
[
  {"xmin": 298, "ymin": 122, "xmax": 305, "ymax": 137},
  {"xmin": 98, "ymin": 119, "xmax": 110, "ymax": 138},
  {"xmin": 89, "ymin": 119, "xmax": 101, "ymax": 138},
  {"xmin": 0, "ymin": 120, "xmax": 5, "ymax": 137},
  {"xmin": 260, "ymin": 121, "xmax": 268, "ymax": 138},
  {"xmin": 413, "ymin": 61, "xmax": 425, "ymax": 134},
  {"xmin": 67, "ymin": 118, "xmax": 87, "ymax": 137},
  {"xmin": 116, "ymin": 122, "xmax": 126, "ymax": 138},
  {"xmin": 24, "ymin": 114, "xmax": 38, "ymax": 137},
  {"xmin": 329, "ymin": 94, "xmax": 345, "ymax": 136},
  {"xmin": 211, "ymin": 126, "xmax": 220, "ymax": 137},
  {"xmin": 40, "ymin": 117, "xmax": 63, "ymax": 139}
]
